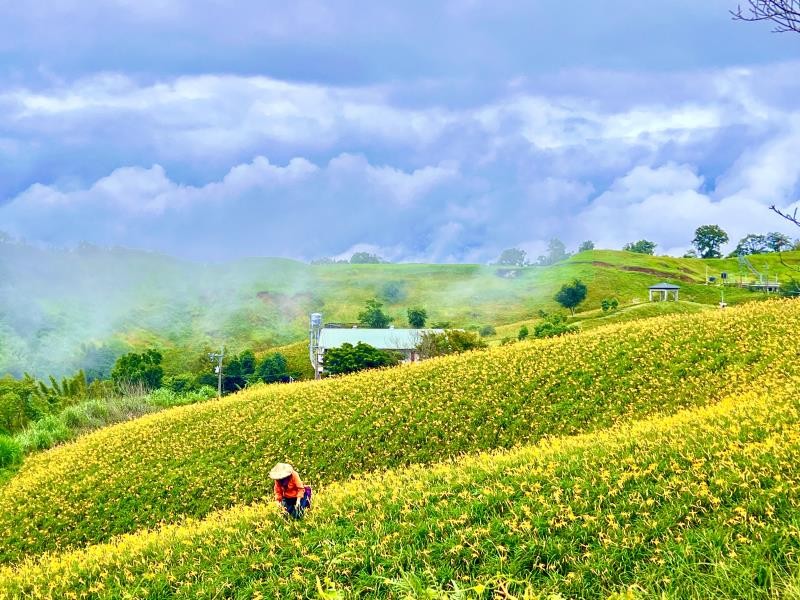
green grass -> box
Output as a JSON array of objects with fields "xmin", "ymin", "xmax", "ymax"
[
  {"xmin": 3, "ymin": 378, "xmax": 800, "ymax": 598},
  {"xmin": 3, "ymin": 243, "xmax": 799, "ymax": 378},
  {"xmin": 0, "ymin": 300, "xmax": 798, "ymax": 564}
]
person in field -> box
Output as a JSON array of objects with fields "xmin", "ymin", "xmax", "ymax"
[{"xmin": 269, "ymin": 462, "xmax": 312, "ymax": 519}]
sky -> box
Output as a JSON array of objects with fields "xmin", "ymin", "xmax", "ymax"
[{"xmin": 1, "ymin": 0, "xmax": 800, "ymax": 262}]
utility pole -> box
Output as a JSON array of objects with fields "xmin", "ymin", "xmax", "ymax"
[{"xmin": 209, "ymin": 348, "xmax": 225, "ymax": 399}]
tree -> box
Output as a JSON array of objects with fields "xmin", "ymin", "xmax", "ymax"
[
  {"xmin": 222, "ymin": 350, "xmax": 257, "ymax": 392},
  {"xmin": 111, "ymin": 349, "xmax": 164, "ymax": 390},
  {"xmin": 381, "ymin": 282, "xmax": 406, "ymax": 303},
  {"xmin": 733, "ymin": 233, "xmax": 768, "ymax": 256},
  {"xmin": 416, "ymin": 330, "xmax": 487, "ymax": 359},
  {"xmin": 323, "ymin": 342, "xmax": 400, "ymax": 375},
  {"xmin": 496, "ymin": 248, "xmax": 528, "ymax": 266},
  {"xmin": 358, "ymin": 299, "xmax": 393, "ymax": 328},
  {"xmin": 732, "ymin": 1, "xmax": 800, "ymax": 33},
  {"xmin": 479, "ymin": 325, "xmax": 496, "ymax": 337},
  {"xmin": 407, "ymin": 307, "xmax": 427, "ymax": 328},
  {"xmin": 623, "ymin": 240, "xmax": 657, "ymax": 255},
  {"xmin": 554, "ymin": 279, "xmax": 588, "ymax": 315},
  {"xmin": 255, "ymin": 352, "xmax": 290, "ymax": 384},
  {"xmin": 350, "ymin": 252, "xmax": 382, "ymax": 264},
  {"xmin": 537, "ymin": 238, "xmax": 569, "ymax": 265},
  {"xmin": 518, "ymin": 325, "xmax": 529, "ymax": 340},
  {"xmin": 683, "ymin": 249, "xmax": 699, "ymax": 258},
  {"xmin": 692, "ymin": 225, "xmax": 729, "ymax": 259},
  {"xmin": 766, "ymin": 231, "xmax": 793, "ymax": 252},
  {"xmin": 578, "ymin": 240, "xmax": 595, "ymax": 252}
]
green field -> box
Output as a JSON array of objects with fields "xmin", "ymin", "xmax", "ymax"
[{"xmin": 2, "ymin": 242, "xmax": 798, "ymax": 378}]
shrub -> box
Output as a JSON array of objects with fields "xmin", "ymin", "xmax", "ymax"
[
  {"xmin": 416, "ymin": 330, "xmax": 487, "ymax": 359},
  {"xmin": 0, "ymin": 435, "xmax": 21, "ymax": 468},
  {"xmin": 533, "ymin": 314, "xmax": 578, "ymax": 339},
  {"xmin": 323, "ymin": 343, "xmax": 400, "ymax": 376},
  {"xmin": 479, "ymin": 325, "xmax": 496, "ymax": 337}
]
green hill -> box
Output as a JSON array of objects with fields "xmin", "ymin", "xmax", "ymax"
[
  {"xmin": 2, "ymin": 378, "xmax": 799, "ymax": 598},
  {"xmin": 2, "ymin": 240, "xmax": 798, "ymax": 378},
  {"xmin": 0, "ymin": 300, "xmax": 797, "ymax": 564}
]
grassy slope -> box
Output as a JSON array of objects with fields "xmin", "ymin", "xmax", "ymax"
[
  {"xmin": 2, "ymin": 243, "xmax": 799, "ymax": 377},
  {"xmin": 3, "ymin": 379, "xmax": 800, "ymax": 599},
  {"xmin": 0, "ymin": 300, "xmax": 798, "ymax": 564}
]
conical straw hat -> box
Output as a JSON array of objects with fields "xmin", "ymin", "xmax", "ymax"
[{"xmin": 269, "ymin": 462, "xmax": 293, "ymax": 479}]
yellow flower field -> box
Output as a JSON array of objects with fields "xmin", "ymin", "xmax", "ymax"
[
  {"xmin": 0, "ymin": 299, "xmax": 798, "ymax": 567},
  {"xmin": 1, "ymin": 377, "xmax": 799, "ymax": 598}
]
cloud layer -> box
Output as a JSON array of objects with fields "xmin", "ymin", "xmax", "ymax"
[{"xmin": 1, "ymin": 2, "xmax": 800, "ymax": 261}]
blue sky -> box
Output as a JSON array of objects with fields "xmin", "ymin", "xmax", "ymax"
[{"xmin": 1, "ymin": 0, "xmax": 799, "ymax": 261}]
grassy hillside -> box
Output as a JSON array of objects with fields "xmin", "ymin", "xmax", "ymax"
[
  {"xmin": 2, "ymin": 379, "xmax": 799, "ymax": 598},
  {"xmin": 0, "ymin": 300, "xmax": 798, "ymax": 564},
  {"xmin": 2, "ymin": 239, "xmax": 798, "ymax": 378}
]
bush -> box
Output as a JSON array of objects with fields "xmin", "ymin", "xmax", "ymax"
[
  {"xmin": 518, "ymin": 325, "xmax": 529, "ymax": 340},
  {"xmin": 479, "ymin": 325, "xmax": 496, "ymax": 337},
  {"xmin": 0, "ymin": 435, "xmax": 21, "ymax": 469},
  {"xmin": 18, "ymin": 415, "xmax": 71, "ymax": 452},
  {"xmin": 416, "ymin": 330, "xmax": 488, "ymax": 359},
  {"xmin": 533, "ymin": 315, "xmax": 578, "ymax": 339},
  {"xmin": 323, "ymin": 343, "xmax": 401, "ymax": 376}
]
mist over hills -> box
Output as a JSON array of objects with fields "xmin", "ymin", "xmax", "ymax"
[{"xmin": 2, "ymin": 238, "xmax": 798, "ymax": 378}]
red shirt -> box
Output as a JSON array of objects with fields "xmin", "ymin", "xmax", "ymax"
[{"xmin": 274, "ymin": 472, "xmax": 304, "ymax": 501}]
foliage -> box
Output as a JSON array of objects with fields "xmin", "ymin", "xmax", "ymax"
[
  {"xmin": 533, "ymin": 314, "xmax": 578, "ymax": 339},
  {"xmin": 223, "ymin": 350, "xmax": 256, "ymax": 392},
  {"xmin": 4, "ymin": 381, "xmax": 800, "ymax": 598},
  {"xmin": 577, "ymin": 240, "xmax": 595, "ymax": 252},
  {"xmin": 496, "ymin": 248, "xmax": 527, "ymax": 266},
  {"xmin": 537, "ymin": 238, "xmax": 569, "ymax": 265},
  {"xmin": 517, "ymin": 325, "xmax": 529, "ymax": 340},
  {"xmin": 0, "ymin": 435, "xmax": 21, "ymax": 469},
  {"xmin": 407, "ymin": 307, "xmax": 428, "ymax": 328},
  {"xmin": 358, "ymin": 298, "xmax": 393, "ymax": 328},
  {"xmin": 350, "ymin": 252, "xmax": 383, "ymax": 264},
  {"xmin": 600, "ymin": 297, "xmax": 619, "ymax": 312},
  {"xmin": 381, "ymin": 282, "xmax": 406, "ymax": 304},
  {"xmin": 111, "ymin": 349, "xmax": 164, "ymax": 390},
  {"xmin": 623, "ymin": 239, "xmax": 657, "ymax": 255},
  {"xmin": 554, "ymin": 279, "xmax": 588, "ymax": 315},
  {"xmin": 733, "ymin": 232, "xmax": 793, "ymax": 256},
  {"xmin": 323, "ymin": 342, "xmax": 400, "ymax": 376},
  {"xmin": 415, "ymin": 329, "xmax": 487, "ymax": 359},
  {"xmin": 780, "ymin": 278, "xmax": 800, "ymax": 298},
  {"xmin": 255, "ymin": 352, "xmax": 290, "ymax": 383},
  {"xmin": 0, "ymin": 301, "xmax": 799, "ymax": 563},
  {"xmin": 692, "ymin": 224, "xmax": 729, "ymax": 259},
  {"xmin": 479, "ymin": 324, "xmax": 496, "ymax": 337}
]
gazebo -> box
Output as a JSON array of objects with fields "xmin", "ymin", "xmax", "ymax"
[{"xmin": 649, "ymin": 282, "xmax": 680, "ymax": 302}]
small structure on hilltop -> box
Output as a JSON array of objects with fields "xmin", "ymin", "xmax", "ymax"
[
  {"xmin": 649, "ymin": 282, "xmax": 680, "ymax": 302},
  {"xmin": 309, "ymin": 312, "xmax": 443, "ymax": 378}
]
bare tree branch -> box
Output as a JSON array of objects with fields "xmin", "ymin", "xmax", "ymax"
[
  {"xmin": 771, "ymin": 204, "xmax": 800, "ymax": 227},
  {"xmin": 732, "ymin": 1, "xmax": 800, "ymax": 33}
]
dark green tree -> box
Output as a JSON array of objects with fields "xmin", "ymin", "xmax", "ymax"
[
  {"xmin": 518, "ymin": 325, "xmax": 529, "ymax": 340},
  {"xmin": 496, "ymin": 248, "xmax": 527, "ymax": 266},
  {"xmin": 111, "ymin": 349, "xmax": 164, "ymax": 390},
  {"xmin": 407, "ymin": 307, "xmax": 427, "ymax": 328},
  {"xmin": 223, "ymin": 350, "xmax": 257, "ymax": 392},
  {"xmin": 381, "ymin": 282, "xmax": 406, "ymax": 303},
  {"xmin": 732, "ymin": 234, "xmax": 768, "ymax": 256},
  {"xmin": 358, "ymin": 299, "xmax": 393, "ymax": 328},
  {"xmin": 578, "ymin": 240, "xmax": 595, "ymax": 252},
  {"xmin": 692, "ymin": 225, "xmax": 729, "ymax": 259},
  {"xmin": 323, "ymin": 343, "xmax": 400, "ymax": 375},
  {"xmin": 766, "ymin": 231, "xmax": 792, "ymax": 252},
  {"xmin": 623, "ymin": 240, "xmax": 657, "ymax": 255},
  {"xmin": 479, "ymin": 325, "xmax": 496, "ymax": 337},
  {"xmin": 537, "ymin": 238, "xmax": 570, "ymax": 265},
  {"xmin": 255, "ymin": 352, "xmax": 290, "ymax": 384},
  {"xmin": 554, "ymin": 279, "xmax": 588, "ymax": 315}
]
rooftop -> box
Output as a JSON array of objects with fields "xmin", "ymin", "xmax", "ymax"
[
  {"xmin": 318, "ymin": 328, "xmax": 444, "ymax": 351},
  {"xmin": 649, "ymin": 282, "xmax": 680, "ymax": 290}
]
